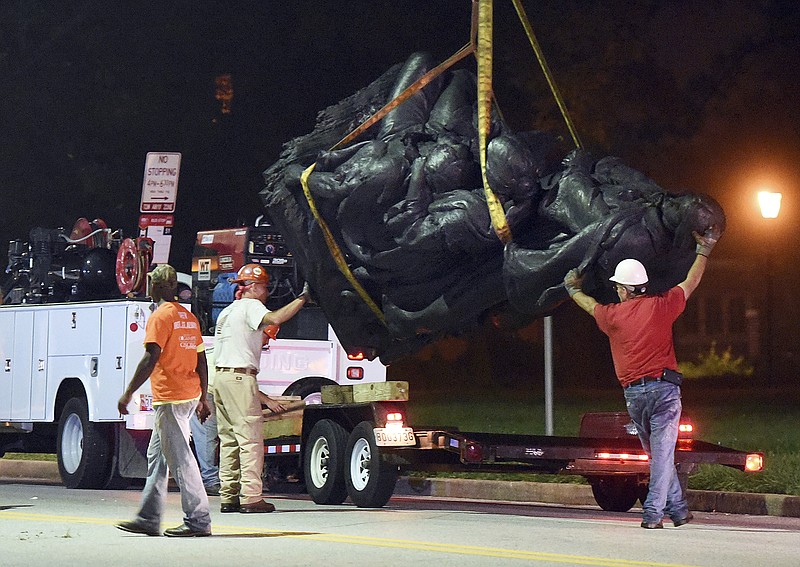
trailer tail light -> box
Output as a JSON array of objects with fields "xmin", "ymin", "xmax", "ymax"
[
  {"xmin": 745, "ymin": 453, "xmax": 764, "ymax": 472},
  {"xmin": 596, "ymin": 452, "xmax": 649, "ymax": 462},
  {"xmin": 346, "ymin": 367, "xmax": 363, "ymax": 380},
  {"xmin": 385, "ymin": 412, "xmax": 405, "ymax": 429},
  {"xmin": 347, "ymin": 351, "xmax": 365, "ymax": 361},
  {"xmin": 678, "ymin": 418, "xmax": 694, "ymax": 439},
  {"xmin": 464, "ymin": 442, "xmax": 484, "ymax": 463}
]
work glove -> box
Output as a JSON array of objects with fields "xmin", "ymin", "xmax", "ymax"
[
  {"xmin": 300, "ymin": 281, "xmax": 315, "ymax": 304},
  {"xmin": 693, "ymin": 226, "xmax": 721, "ymax": 257},
  {"xmin": 563, "ymin": 268, "xmax": 583, "ymax": 297}
]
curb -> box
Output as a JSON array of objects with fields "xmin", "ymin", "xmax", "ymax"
[
  {"xmin": 0, "ymin": 459, "xmax": 61, "ymax": 484},
  {"xmin": 393, "ymin": 477, "xmax": 800, "ymax": 518},
  {"xmin": 3, "ymin": 459, "xmax": 799, "ymax": 518}
]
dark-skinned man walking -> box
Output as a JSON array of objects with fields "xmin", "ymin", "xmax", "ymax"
[{"xmin": 116, "ymin": 264, "xmax": 212, "ymax": 537}]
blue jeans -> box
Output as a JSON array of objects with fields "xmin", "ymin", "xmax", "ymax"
[
  {"xmin": 623, "ymin": 381, "xmax": 689, "ymax": 524},
  {"xmin": 190, "ymin": 391, "xmax": 220, "ymax": 488},
  {"xmin": 133, "ymin": 401, "xmax": 212, "ymax": 532}
]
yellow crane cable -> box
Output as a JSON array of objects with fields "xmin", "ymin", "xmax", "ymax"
[
  {"xmin": 476, "ymin": 0, "xmax": 513, "ymax": 244},
  {"xmin": 510, "ymin": 0, "xmax": 582, "ymax": 149}
]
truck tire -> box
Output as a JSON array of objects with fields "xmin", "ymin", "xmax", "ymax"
[
  {"xmin": 304, "ymin": 419, "xmax": 348, "ymax": 504},
  {"xmin": 345, "ymin": 421, "xmax": 398, "ymax": 508},
  {"xmin": 57, "ymin": 397, "xmax": 113, "ymax": 489},
  {"xmin": 283, "ymin": 377, "xmax": 337, "ymax": 405},
  {"xmin": 588, "ymin": 476, "xmax": 640, "ymax": 512}
]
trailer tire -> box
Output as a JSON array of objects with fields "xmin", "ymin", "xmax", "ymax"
[
  {"xmin": 304, "ymin": 419, "xmax": 348, "ymax": 504},
  {"xmin": 633, "ymin": 471, "xmax": 688, "ymax": 507},
  {"xmin": 589, "ymin": 476, "xmax": 640, "ymax": 512},
  {"xmin": 57, "ymin": 397, "xmax": 113, "ymax": 489},
  {"xmin": 345, "ymin": 421, "xmax": 398, "ymax": 508},
  {"xmin": 283, "ymin": 377, "xmax": 337, "ymax": 405}
]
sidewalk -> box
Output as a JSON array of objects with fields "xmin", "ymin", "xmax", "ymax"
[{"xmin": 2, "ymin": 458, "xmax": 799, "ymax": 518}]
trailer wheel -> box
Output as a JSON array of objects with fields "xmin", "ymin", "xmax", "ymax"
[
  {"xmin": 283, "ymin": 377, "xmax": 337, "ymax": 405},
  {"xmin": 57, "ymin": 397, "xmax": 113, "ymax": 489},
  {"xmin": 588, "ymin": 476, "xmax": 640, "ymax": 512},
  {"xmin": 304, "ymin": 419, "xmax": 348, "ymax": 504},
  {"xmin": 633, "ymin": 470, "xmax": 689, "ymax": 507},
  {"xmin": 345, "ymin": 421, "xmax": 398, "ymax": 508}
]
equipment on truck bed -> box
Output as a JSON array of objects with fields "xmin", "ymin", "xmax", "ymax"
[
  {"xmin": 2, "ymin": 217, "xmax": 153, "ymax": 304},
  {"xmin": 190, "ymin": 216, "xmax": 303, "ymax": 334}
]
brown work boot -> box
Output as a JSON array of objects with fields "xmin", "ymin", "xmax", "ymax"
[{"xmin": 239, "ymin": 499, "xmax": 276, "ymax": 513}]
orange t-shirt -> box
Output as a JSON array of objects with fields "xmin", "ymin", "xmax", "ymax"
[{"xmin": 145, "ymin": 302, "xmax": 205, "ymax": 403}]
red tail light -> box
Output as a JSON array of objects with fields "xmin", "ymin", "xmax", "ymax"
[{"xmin": 347, "ymin": 351, "xmax": 365, "ymax": 361}]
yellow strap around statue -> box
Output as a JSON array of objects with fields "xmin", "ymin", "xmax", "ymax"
[
  {"xmin": 300, "ymin": 163, "xmax": 386, "ymax": 326},
  {"xmin": 477, "ymin": 0, "xmax": 512, "ymax": 244}
]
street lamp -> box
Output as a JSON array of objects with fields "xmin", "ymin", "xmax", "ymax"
[{"xmin": 758, "ymin": 190, "xmax": 782, "ymax": 383}]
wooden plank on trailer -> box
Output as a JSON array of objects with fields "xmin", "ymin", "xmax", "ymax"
[
  {"xmin": 321, "ymin": 384, "xmax": 354, "ymax": 404},
  {"xmin": 352, "ymin": 381, "xmax": 409, "ymax": 402}
]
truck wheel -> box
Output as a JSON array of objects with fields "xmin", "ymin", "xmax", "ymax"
[
  {"xmin": 345, "ymin": 421, "xmax": 398, "ymax": 508},
  {"xmin": 283, "ymin": 377, "xmax": 337, "ymax": 405},
  {"xmin": 57, "ymin": 397, "xmax": 113, "ymax": 489},
  {"xmin": 589, "ymin": 476, "xmax": 640, "ymax": 512},
  {"xmin": 304, "ymin": 419, "xmax": 348, "ymax": 504}
]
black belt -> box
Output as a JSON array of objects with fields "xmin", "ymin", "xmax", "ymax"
[
  {"xmin": 216, "ymin": 366, "xmax": 257, "ymax": 376},
  {"xmin": 624, "ymin": 376, "xmax": 662, "ymax": 389}
]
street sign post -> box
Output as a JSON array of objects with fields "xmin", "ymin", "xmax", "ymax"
[{"xmin": 140, "ymin": 152, "xmax": 181, "ymax": 213}]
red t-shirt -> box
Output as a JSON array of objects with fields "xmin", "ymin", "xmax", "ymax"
[
  {"xmin": 145, "ymin": 302, "xmax": 205, "ymax": 403},
  {"xmin": 594, "ymin": 286, "xmax": 686, "ymax": 387}
]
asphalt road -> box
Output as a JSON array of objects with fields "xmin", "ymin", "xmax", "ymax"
[{"xmin": 2, "ymin": 482, "xmax": 800, "ymax": 567}]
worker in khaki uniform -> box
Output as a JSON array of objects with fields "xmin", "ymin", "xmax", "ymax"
[{"xmin": 212, "ymin": 264, "xmax": 311, "ymax": 513}]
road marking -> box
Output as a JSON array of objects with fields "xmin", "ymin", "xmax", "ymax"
[{"xmin": 0, "ymin": 510, "xmax": 702, "ymax": 567}]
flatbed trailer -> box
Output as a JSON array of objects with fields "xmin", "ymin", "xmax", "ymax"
[{"xmin": 262, "ymin": 400, "xmax": 764, "ymax": 511}]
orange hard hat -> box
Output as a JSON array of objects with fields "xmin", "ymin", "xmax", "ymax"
[
  {"xmin": 264, "ymin": 324, "xmax": 280, "ymax": 340},
  {"xmin": 230, "ymin": 263, "xmax": 269, "ymax": 285}
]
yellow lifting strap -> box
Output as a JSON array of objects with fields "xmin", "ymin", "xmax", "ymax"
[
  {"xmin": 300, "ymin": 162, "xmax": 387, "ymax": 325},
  {"xmin": 476, "ymin": 0, "xmax": 513, "ymax": 244},
  {"xmin": 510, "ymin": 0, "xmax": 582, "ymax": 149}
]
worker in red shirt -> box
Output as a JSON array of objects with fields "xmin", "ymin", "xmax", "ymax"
[{"xmin": 564, "ymin": 227, "xmax": 720, "ymax": 529}]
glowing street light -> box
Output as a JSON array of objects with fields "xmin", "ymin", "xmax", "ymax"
[{"xmin": 758, "ymin": 191, "xmax": 782, "ymax": 219}]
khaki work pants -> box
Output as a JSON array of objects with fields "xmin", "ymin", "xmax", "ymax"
[{"xmin": 213, "ymin": 372, "xmax": 264, "ymax": 505}]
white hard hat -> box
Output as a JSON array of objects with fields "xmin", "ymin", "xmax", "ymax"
[{"xmin": 609, "ymin": 259, "xmax": 648, "ymax": 286}]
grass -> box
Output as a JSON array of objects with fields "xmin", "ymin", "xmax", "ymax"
[{"xmin": 3, "ymin": 453, "xmax": 57, "ymax": 462}]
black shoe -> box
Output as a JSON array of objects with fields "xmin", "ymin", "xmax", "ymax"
[
  {"xmin": 220, "ymin": 502, "xmax": 241, "ymax": 513},
  {"xmin": 163, "ymin": 524, "xmax": 211, "ymax": 537},
  {"xmin": 205, "ymin": 484, "xmax": 221, "ymax": 496},
  {"xmin": 673, "ymin": 513, "xmax": 694, "ymax": 527},
  {"xmin": 239, "ymin": 500, "xmax": 276, "ymax": 513},
  {"xmin": 115, "ymin": 520, "xmax": 160, "ymax": 536},
  {"xmin": 640, "ymin": 521, "xmax": 664, "ymax": 529}
]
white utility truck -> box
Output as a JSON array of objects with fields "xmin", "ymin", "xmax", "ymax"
[{"xmin": 0, "ymin": 218, "xmax": 385, "ymax": 488}]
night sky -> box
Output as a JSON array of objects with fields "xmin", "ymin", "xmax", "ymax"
[{"xmin": 2, "ymin": 0, "xmax": 799, "ymax": 273}]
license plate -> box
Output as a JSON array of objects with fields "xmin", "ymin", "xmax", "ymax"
[{"xmin": 373, "ymin": 427, "xmax": 415, "ymax": 447}]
